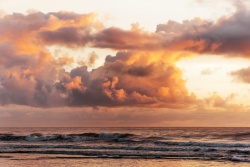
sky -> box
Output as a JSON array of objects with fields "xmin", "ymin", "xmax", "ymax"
[{"xmin": 0, "ymin": 0, "xmax": 250, "ymax": 127}]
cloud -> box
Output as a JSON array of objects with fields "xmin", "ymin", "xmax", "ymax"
[
  {"xmin": 0, "ymin": 42, "xmax": 36, "ymax": 69},
  {"xmin": 39, "ymin": 26, "xmax": 91, "ymax": 47},
  {"xmin": 231, "ymin": 66, "xmax": 250, "ymax": 83},
  {"xmin": 3, "ymin": 0, "xmax": 238, "ymax": 60},
  {"xmin": 195, "ymin": 92, "xmax": 244, "ymax": 112},
  {"xmin": 200, "ymin": 67, "xmax": 220, "ymax": 75},
  {"xmin": 87, "ymin": 51, "xmax": 98, "ymax": 67},
  {"xmin": 55, "ymin": 51, "xmax": 196, "ymax": 108},
  {"xmin": 39, "ymin": 25, "xmax": 161, "ymax": 50},
  {"xmin": 156, "ymin": 1, "xmax": 250, "ymax": 57},
  {"xmin": 0, "ymin": 7, "xmax": 248, "ymax": 111},
  {"xmin": 1, "ymin": 8, "xmax": 250, "ymax": 127},
  {"xmin": 0, "ymin": 11, "xmax": 197, "ymax": 108},
  {"xmin": 201, "ymin": 68, "xmax": 213, "ymax": 75},
  {"xmin": 0, "ymin": 11, "xmax": 97, "ymax": 107},
  {"xmin": 36, "ymin": 12, "xmax": 102, "ymax": 48},
  {"xmin": 90, "ymin": 27, "xmax": 161, "ymax": 50},
  {"xmin": 33, "ymin": 2, "xmax": 250, "ymax": 59}
]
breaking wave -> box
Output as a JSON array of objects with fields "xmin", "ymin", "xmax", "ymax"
[
  {"xmin": 1, "ymin": 127, "xmax": 250, "ymax": 163},
  {"xmin": 0, "ymin": 133, "xmax": 135, "ymax": 142}
]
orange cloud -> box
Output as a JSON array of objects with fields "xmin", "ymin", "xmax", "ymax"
[
  {"xmin": 54, "ymin": 51, "xmax": 196, "ymax": 108},
  {"xmin": 0, "ymin": 3, "xmax": 250, "ymax": 127},
  {"xmin": 0, "ymin": 8, "xmax": 248, "ymax": 110},
  {"xmin": 33, "ymin": 4, "xmax": 250, "ymax": 59}
]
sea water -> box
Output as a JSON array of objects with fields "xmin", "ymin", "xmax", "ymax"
[{"xmin": 0, "ymin": 127, "xmax": 250, "ymax": 166}]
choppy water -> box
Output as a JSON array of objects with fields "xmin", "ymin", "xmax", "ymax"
[{"xmin": 0, "ymin": 127, "xmax": 250, "ymax": 163}]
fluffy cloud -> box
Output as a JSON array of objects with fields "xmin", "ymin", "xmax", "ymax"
[
  {"xmin": 34, "ymin": 3, "xmax": 250, "ymax": 58},
  {"xmin": 1, "ymin": 7, "xmax": 250, "ymax": 127},
  {"xmin": 156, "ymin": 3, "xmax": 250, "ymax": 56},
  {"xmin": 55, "ymin": 51, "xmax": 195, "ymax": 108},
  {"xmin": 0, "ymin": 6, "xmax": 249, "ymax": 110},
  {"xmin": 0, "ymin": 11, "xmax": 198, "ymax": 108},
  {"xmin": 0, "ymin": 11, "xmax": 100, "ymax": 106}
]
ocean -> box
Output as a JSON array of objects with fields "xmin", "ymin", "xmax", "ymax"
[{"xmin": 0, "ymin": 127, "xmax": 250, "ymax": 166}]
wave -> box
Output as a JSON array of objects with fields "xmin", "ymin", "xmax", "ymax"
[
  {"xmin": 0, "ymin": 132, "xmax": 135, "ymax": 142},
  {"xmin": 1, "ymin": 148, "xmax": 250, "ymax": 162},
  {"xmin": 219, "ymin": 132, "xmax": 250, "ymax": 138},
  {"xmin": 1, "ymin": 140, "xmax": 250, "ymax": 162},
  {"xmin": 1, "ymin": 128, "xmax": 250, "ymax": 163},
  {"xmin": 154, "ymin": 141, "xmax": 250, "ymax": 148},
  {"xmin": 2, "ymin": 132, "xmax": 250, "ymax": 152},
  {"xmin": 228, "ymin": 149, "xmax": 250, "ymax": 154}
]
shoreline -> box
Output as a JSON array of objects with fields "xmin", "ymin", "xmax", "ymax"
[
  {"xmin": 0, "ymin": 153, "xmax": 249, "ymax": 167},
  {"xmin": 0, "ymin": 154, "xmax": 249, "ymax": 167}
]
